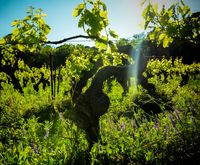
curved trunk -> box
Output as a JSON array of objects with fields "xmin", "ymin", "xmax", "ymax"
[{"xmin": 70, "ymin": 64, "xmax": 134, "ymax": 147}]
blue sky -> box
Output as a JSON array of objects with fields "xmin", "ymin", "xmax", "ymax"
[{"xmin": 0, "ymin": 0, "xmax": 200, "ymax": 45}]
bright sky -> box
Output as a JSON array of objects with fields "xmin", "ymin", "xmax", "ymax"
[{"xmin": 0, "ymin": 0, "xmax": 200, "ymax": 45}]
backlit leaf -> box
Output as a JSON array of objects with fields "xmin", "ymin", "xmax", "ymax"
[
  {"xmin": 12, "ymin": 28, "xmax": 20, "ymax": 36},
  {"xmin": 108, "ymin": 41, "xmax": 117, "ymax": 52},
  {"xmin": 99, "ymin": 10, "xmax": 107, "ymax": 19},
  {"xmin": 163, "ymin": 36, "xmax": 173, "ymax": 48},
  {"xmin": 95, "ymin": 40, "xmax": 107, "ymax": 51},
  {"xmin": 11, "ymin": 20, "xmax": 19, "ymax": 26},
  {"xmin": 158, "ymin": 33, "xmax": 165, "ymax": 41},
  {"xmin": 44, "ymin": 25, "xmax": 51, "ymax": 35},
  {"xmin": 17, "ymin": 44, "xmax": 25, "ymax": 51},
  {"xmin": 109, "ymin": 29, "xmax": 118, "ymax": 39},
  {"xmin": 193, "ymin": 32, "xmax": 197, "ymax": 38},
  {"xmin": 0, "ymin": 38, "xmax": 5, "ymax": 44},
  {"xmin": 142, "ymin": 5, "xmax": 149, "ymax": 18},
  {"xmin": 72, "ymin": 3, "xmax": 85, "ymax": 17},
  {"xmin": 24, "ymin": 15, "xmax": 31, "ymax": 21},
  {"xmin": 149, "ymin": 33, "xmax": 155, "ymax": 40}
]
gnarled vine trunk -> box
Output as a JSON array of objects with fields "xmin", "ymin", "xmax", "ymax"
[{"xmin": 70, "ymin": 64, "xmax": 134, "ymax": 148}]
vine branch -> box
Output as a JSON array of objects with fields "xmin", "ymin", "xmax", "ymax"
[
  {"xmin": 1, "ymin": 34, "xmax": 108, "ymax": 46},
  {"xmin": 45, "ymin": 35, "xmax": 101, "ymax": 45}
]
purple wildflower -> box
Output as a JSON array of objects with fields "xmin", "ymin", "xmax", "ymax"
[
  {"xmin": 154, "ymin": 118, "xmax": 159, "ymax": 131},
  {"xmin": 165, "ymin": 124, "xmax": 169, "ymax": 134},
  {"xmin": 169, "ymin": 114, "xmax": 176, "ymax": 130},
  {"xmin": 44, "ymin": 128, "xmax": 49, "ymax": 139},
  {"xmin": 131, "ymin": 120, "xmax": 137, "ymax": 130},
  {"xmin": 174, "ymin": 110, "xmax": 181, "ymax": 121},
  {"xmin": 30, "ymin": 139, "xmax": 40, "ymax": 154},
  {"xmin": 120, "ymin": 122, "xmax": 126, "ymax": 131}
]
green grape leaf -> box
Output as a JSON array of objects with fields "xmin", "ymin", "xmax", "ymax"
[
  {"xmin": 72, "ymin": 3, "xmax": 85, "ymax": 17},
  {"xmin": 142, "ymin": 1, "xmax": 194, "ymax": 47},
  {"xmin": 108, "ymin": 41, "xmax": 117, "ymax": 52},
  {"xmin": 24, "ymin": 15, "xmax": 31, "ymax": 21},
  {"xmin": 44, "ymin": 25, "xmax": 51, "ymax": 35},
  {"xmin": 11, "ymin": 20, "xmax": 19, "ymax": 26},
  {"xmin": 17, "ymin": 44, "xmax": 25, "ymax": 51},
  {"xmin": 0, "ymin": 38, "xmax": 6, "ymax": 44},
  {"xmin": 149, "ymin": 33, "xmax": 155, "ymax": 40},
  {"xmin": 193, "ymin": 31, "xmax": 197, "ymax": 38},
  {"xmin": 109, "ymin": 29, "xmax": 118, "ymax": 39},
  {"xmin": 158, "ymin": 33, "xmax": 165, "ymax": 42},
  {"xmin": 163, "ymin": 36, "xmax": 173, "ymax": 48},
  {"xmin": 142, "ymin": 5, "xmax": 149, "ymax": 18},
  {"xmin": 12, "ymin": 28, "xmax": 20, "ymax": 37},
  {"xmin": 99, "ymin": 10, "xmax": 107, "ymax": 19},
  {"xmin": 95, "ymin": 40, "xmax": 107, "ymax": 51}
]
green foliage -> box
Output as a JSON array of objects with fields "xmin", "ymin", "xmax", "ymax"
[
  {"xmin": 73, "ymin": 0, "xmax": 118, "ymax": 51},
  {"xmin": 73, "ymin": 0, "xmax": 108, "ymax": 36},
  {"xmin": 0, "ymin": 81, "xmax": 88, "ymax": 164},
  {"xmin": 0, "ymin": 2, "xmax": 123, "ymax": 95},
  {"xmin": 141, "ymin": 0, "xmax": 195, "ymax": 47},
  {"xmin": 0, "ymin": 116, "xmax": 88, "ymax": 164},
  {"xmin": 0, "ymin": 7, "xmax": 51, "ymax": 92},
  {"xmin": 65, "ymin": 45, "xmax": 95, "ymax": 81},
  {"xmin": 89, "ymin": 59, "xmax": 200, "ymax": 164},
  {"xmin": 145, "ymin": 58, "xmax": 200, "ymax": 108},
  {"xmin": 116, "ymin": 38, "xmax": 130, "ymax": 46},
  {"xmin": 1, "ymin": 7, "xmax": 50, "ymax": 52},
  {"xmin": 1, "ymin": 52, "xmax": 200, "ymax": 164},
  {"xmin": 0, "ymin": 1, "xmax": 199, "ymax": 164},
  {"xmin": 64, "ymin": 44, "xmax": 130, "ymax": 83}
]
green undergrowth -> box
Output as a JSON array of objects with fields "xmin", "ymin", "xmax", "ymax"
[
  {"xmin": 0, "ymin": 58, "xmax": 200, "ymax": 164},
  {"xmin": 0, "ymin": 83, "xmax": 89, "ymax": 164},
  {"xmin": 90, "ymin": 58, "xmax": 200, "ymax": 164}
]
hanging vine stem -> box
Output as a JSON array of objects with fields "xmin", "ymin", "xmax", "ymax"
[{"xmin": 49, "ymin": 52, "xmax": 54, "ymax": 100}]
